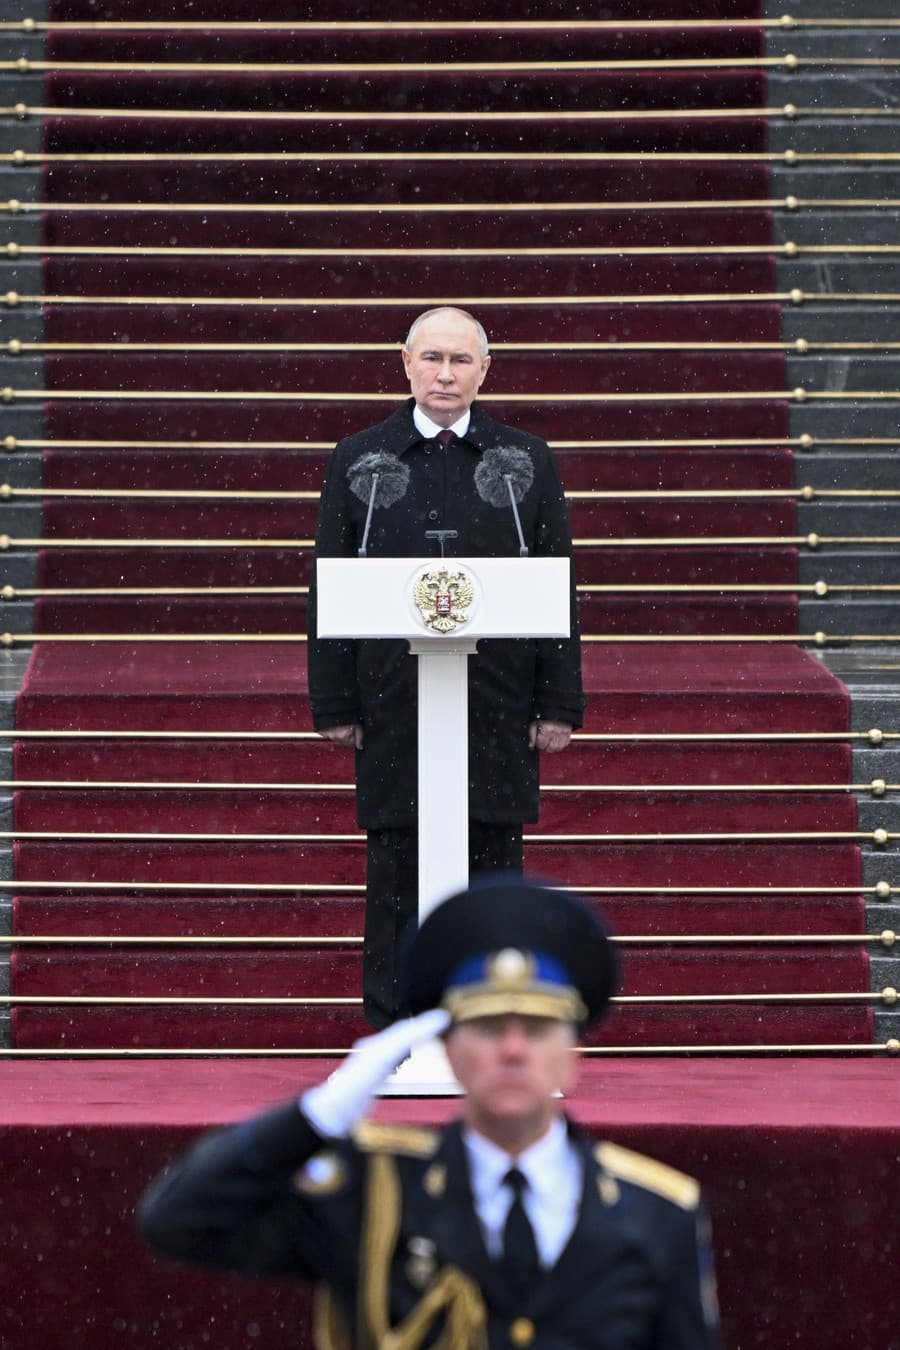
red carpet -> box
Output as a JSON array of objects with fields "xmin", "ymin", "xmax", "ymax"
[
  {"xmin": 1, "ymin": 1059, "xmax": 897, "ymax": 1349},
  {"xmin": 13, "ymin": 643, "xmax": 867, "ymax": 1049}
]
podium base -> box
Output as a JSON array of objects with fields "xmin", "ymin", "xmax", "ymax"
[{"xmin": 378, "ymin": 1040, "xmax": 463, "ymax": 1097}]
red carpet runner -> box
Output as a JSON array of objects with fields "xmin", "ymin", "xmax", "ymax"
[
  {"xmin": 1, "ymin": 6, "xmax": 883, "ymax": 1346},
  {"xmin": 10, "ymin": 2, "xmax": 869, "ymax": 1051}
]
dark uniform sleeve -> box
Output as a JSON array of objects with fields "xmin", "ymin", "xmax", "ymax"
[
  {"xmin": 307, "ymin": 444, "xmax": 364, "ymax": 732},
  {"xmin": 653, "ymin": 1203, "xmax": 722, "ymax": 1349},
  {"xmin": 530, "ymin": 444, "xmax": 585, "ymax": 728},
  {"xmin": 137, "ymin": 1102, "xmax": 358, "ymax": 1280}
]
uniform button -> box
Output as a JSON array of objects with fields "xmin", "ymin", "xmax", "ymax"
[
  {"xmin": 509, "ymin": 1318, "xmax": 535, "ymax": 1346},
  {"xmin": 427, "ymin": 510, "xmax": 439, "ymax": 521}
]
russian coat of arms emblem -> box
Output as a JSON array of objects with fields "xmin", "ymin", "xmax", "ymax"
[{"xmin": 413, "ymin": 565, "xmax": 475, "ymax": 634}]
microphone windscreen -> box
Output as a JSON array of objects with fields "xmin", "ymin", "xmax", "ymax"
[
  {"xmin": 474, "ymin": 446, "xmax": 535, "ymax": 507},
  {"xmin": 346, "ymin": 451, "xmax": 411, "ymax": 508}
]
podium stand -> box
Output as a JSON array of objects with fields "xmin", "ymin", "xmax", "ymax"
[{"xmin": 316, "ymin": 555, "xmax": 571, "ymax": 1090}]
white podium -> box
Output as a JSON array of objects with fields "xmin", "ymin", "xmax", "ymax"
[{"xmin": 317, "ymin": 555, "xmax": 571, "ymax": 1091}]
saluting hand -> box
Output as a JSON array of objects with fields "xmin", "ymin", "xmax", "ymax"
[{"xmin": 302, "ymin": 1009, "xmax": 451, "ymax": 1137}]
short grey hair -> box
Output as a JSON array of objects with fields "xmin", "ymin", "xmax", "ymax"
[{"xmin": 404, "ymin": 307, "xmax": 490, "ymax": 360}]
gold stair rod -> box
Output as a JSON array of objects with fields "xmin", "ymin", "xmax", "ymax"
[
  {"xmin": 5, "ymin": 388, "xmax": 900, "ymax": 405},
  {"xmin": 0, "ymin": 827, "xmax": 892, "ymax": 843},
  {"xmin": 3, "ymin": 533, "xmax": 898, "ymax": 548},
  {"xmin": 4, "ymin": 486, "xmax": 897, "ymax": 503},
  {"xmin": 2, "ymin": 934, "xmax": 364, "ymax": 946},
  {"xmin": 2, "ymin": 633, "xmax": 900, "ymax": 648},
  {"xmin": 4, "ymin": 583, "xmax": 899, "ymax": 600},
  {"xmin": 7, "ymin": 197, "xmax": 900, "ymax": 215},
  {"xmin": 0, "ymin": 779, "xmax": 893, "ymax": 794},
  {"xmin": 579, "ymin": 583, "xmax": 900, "ymax": 592},
  {"xmin": 7, "ymin": 289, "xmax": 897, "ymax": 307},
  {"xmin": 0, "ymin": 880, "xmax": 888, "ymax": 896},
  {"xmin": 0, "ymin": 879, "xmax": 368, "ymax": 892},
  {"xmin": 7, "ymin": 17, "xmax": 899, "ymax": 30},
  {"xmin": 574, "ymin": 536, "xmax": 900, "ymax": 546},
  {"xmin": 0, "ymin": 729, "xmax": 895, "ymax": 744},
  {"xmin": 10, "ymin": 104, "xmax": 900, "ymax": 125},
  {"xmin": 7, "ymin": 150, "xmax": 900, "ymax": 166},
  {"xmin": 0, "ymin": 1045, "xmax": 891, "ymax": 1059},
  {"xmin": 2, "ymin": 990, "xmax": 894, "ymax": 1007},
  {"xmin": 24, "ymin": 933, "xmax": 900, "ymax": 949},
  {"xmin": 9, "ymin": 54, "xmax": 900, "ymax": 73},
  {"xmin": 580, "ymin": 1042, "xmax": 899, "ymax": 1056},
  {"xmin": 3, "ymin": 487, "xmax": 900, "ymax": 508},
  {"xmin": 0, "ymin": 537, "xmax": 316, "ymax": 548},
  {"xmin": 5, "ymin": 56, "xmax": 893, "ymax": 74},
  {"xmin": 8, "ymin": 339, "xmax": 900, "ymax": 355},
  {"xmin": 2, "ymin": 435, "xmax": 893, "ymax": 452},
  {"xmin": 18, "ymin": 242, "xmax": 900, "ymax": 259}
]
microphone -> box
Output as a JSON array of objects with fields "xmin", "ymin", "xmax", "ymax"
[
  {"xmin": 347, "ymin": 451, "xmax": 411, "ymax": 558},
  {"xmin": 473, "ymin": 446, "xmax": 534, "ymax": 557}
]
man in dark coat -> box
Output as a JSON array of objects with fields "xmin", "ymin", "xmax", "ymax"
[
  {"xmin": 308, "ymin": 307, "xmax": 584, "ymax": 1028},
  {"xmin": 139, "ymin": 881, "xmax": 722, "ymax": 1349}
]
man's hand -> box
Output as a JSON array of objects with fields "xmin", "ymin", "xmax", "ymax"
[
  {"xmin": 301, "ymin": 1009, "xmax": 451, "ymax": 1137},
  {"xmin": 318, "ymin": 724, "xmax": 364, "ymax": 750},
  {"xmin": 529, "ymin": 719, "xmax": 572, "ymax": 754}
]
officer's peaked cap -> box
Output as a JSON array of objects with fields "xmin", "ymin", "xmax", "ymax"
[{"xmin": 405, "ymin": 878, "xmax": 616, "ymax": 1029}]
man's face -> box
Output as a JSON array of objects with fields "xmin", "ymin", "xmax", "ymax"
[
  {"xmin": 401, "ymin": 310, "xmax": 491, "ymax": 426},
  {"xmin": 444, "ymin": 1014, "xmax": 578, "ymax": 1139}
]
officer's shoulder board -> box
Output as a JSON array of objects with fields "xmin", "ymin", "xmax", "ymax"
[
  {"xmin": 353, "ymin": 1120, "xmax": 441, "ymax": 1158},
  {"xmin": 595, "ymin": 1141, "xmax": 700, "ymax": 1212}
]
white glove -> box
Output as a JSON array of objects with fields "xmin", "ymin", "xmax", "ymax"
[{"xmin": 301, "ymin": 1008, "xmax": 451, "ymax": 1138}]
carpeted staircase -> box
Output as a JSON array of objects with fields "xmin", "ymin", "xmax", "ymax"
[{"xmin": 0, "ymin": 2, "xmax": 898, "ymax": 1346}]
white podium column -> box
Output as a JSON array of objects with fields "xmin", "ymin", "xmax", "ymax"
[
  {"xmin": 315, "ymin": 555, "xmax": 571, "ymax": 1095},
  {"xmin": 410, "ymin": 640, "xmax": 477, "ymax": 919}
]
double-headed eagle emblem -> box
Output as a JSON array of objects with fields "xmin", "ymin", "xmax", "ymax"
[{"xmin": 413, "ymin": 565, "xmax": 475, "ymax": 634}]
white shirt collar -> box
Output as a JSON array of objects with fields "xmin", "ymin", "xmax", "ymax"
[
  {"xmin": 463, "ymin": 1115, "xmax": 569, "ymax": 1201},
  {"xmin": 412, "ymin": 404, "xmax": 471, "ymax": 441}
]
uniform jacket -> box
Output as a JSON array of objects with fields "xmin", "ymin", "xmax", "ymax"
[
  {"xmin": 139, "ymin": 1104, "xmax": 721, "ymax": 1350},
  {"xmin": 307, "ymin": 400, "xmax": 585, "ymax": 828}
]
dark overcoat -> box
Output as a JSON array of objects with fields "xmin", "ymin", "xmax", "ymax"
[
  {"xmin": 138, "ymin": 1105, "xmax": 721, "ymax": 1350},
  {"xmin": 307, "ymin": 399, "xmax": 585, "ymax": 828}
]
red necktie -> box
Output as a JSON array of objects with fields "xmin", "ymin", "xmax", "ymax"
[{"xmin": 436, "ymin": 429, "xmax": 454, "ymax": 449}]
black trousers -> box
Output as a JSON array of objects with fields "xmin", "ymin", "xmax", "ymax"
[{"xmin": 363, "ymin": 823, "xmax": 524, "ymax": 1030}]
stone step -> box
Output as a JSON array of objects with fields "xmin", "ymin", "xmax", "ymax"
[
  {"xmin": 855, "ymin": 751, "xmax": 900, "ymax": 784},
  {"xmin": 0, "ymin": 452, "xmax": 41, "ymax": 487},
  {"xmin": 855, "ymin": 798, "xmax": 899, "ymax": 831},
  {"xmin": 867, "ymin": 908, "xmax": 900, "ymax": 947},
  {"xmin": 769, "ymin": 121, "xmax": 900, "ymax": 154},
  {"xmin": 798, "ymin": 552, "xmax": 900, "ymax": 585},
  {"xmin": 767, "ymin": 31, "xmax": 900, "ymax": 58},
  {"xmin": 771, "ymin": 0, "xmax": 898, "ymax": 18},
  {"xmin": 768, "ymin": 73, "xmax": 900, "ymax": 104},
  {"xmin": 781, "ymin": 307, "xmax": 900, "ymax": 342},
  {"xmin": 0, "ymin": 312, "xmax": 44, "ymax": 342},
  {"xmin": 796, "ymin": 454, "xmax": 898, "ymax": 489},
  {"xmin": 787, "ymin": 353, "xmax": 900, "ymax": 389},
  {"xmin": 789, "ymin": 403, "xmax": 900, "ymax": 437},
  {"xmin": 772, "ymin": 169, "xmax": 900, "ymax": 202},
  {"xmin": 798, "ymin": 599, "xmax": 900, "ymax": 632},
  {"xmin": 860, "ymin": 849, "xmax": 900, "ymax": 890},
  {"xmin": 0, "ymin": 553, "xmax": 39, "ymax": 588},
  {"xmin": 779, "ymin": 260, "xmax": 900, "ymax": 290},
  {"xmin": 797, "ymin": 502, "xmax": 900, "ymax": 533},
  {"xmin": 775, "ymin": 211, "xmax": 900, "ymax": 247}
]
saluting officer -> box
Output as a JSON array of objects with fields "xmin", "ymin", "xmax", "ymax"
[{"xmin": 139, "ymin": 881, "xmax": 722, "ymax": 1349}]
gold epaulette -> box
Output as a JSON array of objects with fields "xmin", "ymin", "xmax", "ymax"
[
  {"xmin": 353, "ymin": 1120, "xmax": 441, "ymax": 1158},
  {"xmin": 595, "ymin": 1141, "xmax": 701, "ymax": 1212}
]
